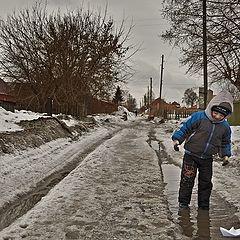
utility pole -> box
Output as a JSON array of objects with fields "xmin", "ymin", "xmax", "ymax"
[
  {"xmin": 147, "ymin": 85, "xmax": 150, "ymax": 109},
  {"xmin": 159, "ymin": 54, "xmax": 164, "ymax": 100},
  {"xmin": 203, "ymin": 0, "xmax": 208, "ymax": 109},
  {"xmin": 150, "ymin": 77, "xmax": 153, "ymax": 103}
]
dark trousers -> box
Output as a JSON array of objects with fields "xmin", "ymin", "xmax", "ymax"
[{"xmin": 178, "ymin": 153, "xmax": 213, "ymax": 207}]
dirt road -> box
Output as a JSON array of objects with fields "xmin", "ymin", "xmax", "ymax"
[
  {"xmin": 0, "ymin": 122, "xmax": 185, "ymax": 240},
  {"xmin": 0, "ymin": 119, "xmax": 239, "ymax": 239}
]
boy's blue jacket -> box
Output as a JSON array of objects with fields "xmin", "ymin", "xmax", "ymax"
[{"xmin": 172, "ymin": 90, "xmax": 233, "ymax": 159}]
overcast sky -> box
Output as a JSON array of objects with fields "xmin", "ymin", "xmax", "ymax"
[{"xmin": 0, "ymin": 0, "xmax": 203, "ymax": 106}]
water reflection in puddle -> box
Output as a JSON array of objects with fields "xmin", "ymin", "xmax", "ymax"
[
  {"xmin": 161, "ymin": 162, "xmax": 240, "ymax": 240},
  {"xmin": 147, "ymin": 132, "xmax": 239, "ymax": 240}
]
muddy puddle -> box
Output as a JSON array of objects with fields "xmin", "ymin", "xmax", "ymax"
[
  {"xmin": 0, "ymin": 133, "xmax": 115, "ymax": 231},
  {"xmin": 147, "ymin": 127, "xmax": 240, "ymax": 240},
  {"xmin": 0, "ymin": 165, "xmax": 75, "ymax": 231}
]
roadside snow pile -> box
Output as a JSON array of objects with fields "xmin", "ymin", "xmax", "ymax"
[
  {"xmin": 0, "ymin": 107, "xmax": 46, "ymax": 132},
  {"xmin": 93, "ymin": 106, "xmax": 136, "ymax": 124},
  {"xmin": 115, "ymin": 106, "xmax": 135, "ymax": 118},
  {"xmin": 0, "ymin": 107, "xmax": 86, "ymax": 133},
  {"xmin": 54, "ymin": 114, "xmax": 79, "ymax": 127},
  {"xmin": 0, "ymin": 106, "xmax": 139, "ymax": 156}
]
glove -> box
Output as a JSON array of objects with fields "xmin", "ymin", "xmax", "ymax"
[
  {"xmin": 222, "ymin": 156, "xmax": 229, "ymax": 166},
  {"xmin": 173, "ymin": 140, "xmax": 180, "ymax": 151}
]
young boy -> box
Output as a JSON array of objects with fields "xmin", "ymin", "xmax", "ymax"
[{"xmin": 172, "ymin": 90, "xmax": 233, "ymax": 210}]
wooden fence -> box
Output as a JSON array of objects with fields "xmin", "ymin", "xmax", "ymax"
[
  {"xmin": 16, "ymin": 97, "xmax": 117, "ymax": 118},
  {"xmin": 158, "ymin": 108, "xmax": 198, "ymax": 120}
]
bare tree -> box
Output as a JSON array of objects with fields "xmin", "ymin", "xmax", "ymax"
[
  {"xmin": 182, "ymin": 88, "xmax": 198, "ymax": 107},
  {"xmin": 161, "ymin": 0, "xmax": 240, "ymax": 92},
  {"xmin": 0, "ymin": 2, "xmax": 136, "ymax": 115}
]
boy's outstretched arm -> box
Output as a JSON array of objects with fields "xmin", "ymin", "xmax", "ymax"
[
  {"xmin": 172, "ymin": 112, "xmax": 199, "ymax": 144},
  {"xmin": 221, "ymin": 126, "xmax": 232, "ymax": 166}
]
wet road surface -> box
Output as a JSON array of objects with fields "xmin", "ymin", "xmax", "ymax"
[
  {"xmin": 0, "ymin": 123, "xmax": 184, "ymax": 239},
  {"xmin": 0, "ymin": 121, "xmax": 239, "ymax": 239}
]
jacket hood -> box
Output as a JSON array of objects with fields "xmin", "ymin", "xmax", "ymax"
[{"xmin": 205, "ymin": 90, "xmax": 233, "ymax": 122}]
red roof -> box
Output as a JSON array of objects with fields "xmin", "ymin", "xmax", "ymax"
[
  {"xmin": 0, "ymin": 93, "xmax": 16, "ymax": 103},
  {"xmin": 0, "ymin": 78, "xmax": 16, "ymax": 103}
]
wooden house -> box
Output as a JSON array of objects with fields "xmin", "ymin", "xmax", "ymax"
[{"xmin": 0, "ymin": 78, "xmax": 16, "ymax": 112}]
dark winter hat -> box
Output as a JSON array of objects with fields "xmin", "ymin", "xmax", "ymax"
[{"xmin": 211, "ymin": 102, "xmax": 232, "ymax": 116}]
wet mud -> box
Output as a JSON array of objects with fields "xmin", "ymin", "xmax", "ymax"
[
  {"xmin": 0, "ymin": 132, "xmax": 115, "ymax": 231},
  {"xmin": 1, "ymin": 120, "xmax": 239, "ymax": 239}
]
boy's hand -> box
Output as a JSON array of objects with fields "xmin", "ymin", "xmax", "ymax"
[
  {"xmin": 173, "ymin": 140, "xmax": 180, "ymax": 151},
  {"xmin": 222, "ymin": 156, "xmax": 229, "ymax": 166}
]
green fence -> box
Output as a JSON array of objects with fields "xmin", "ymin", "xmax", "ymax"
[{"xmin": 228, "ymin": 101, "xmax": 240, "ymax": 126}]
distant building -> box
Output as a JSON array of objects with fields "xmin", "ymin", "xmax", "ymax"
[
  {"xmin": 198, "ymin": 87, "xmax": 214, "ymax": 109},
  {"xmin": 171, "ymin": 101, "xmax": 181, "ymax": 108},
  {"xmin": 149, "ymin": 98, "xmax": 178, "ymax": 117},
  {"xmin": 148, "ymin": 97, "xmax": 197, "ymax": 120},
  {"xmin": 0, "ymin": 78, "xmax": 16, "ymax": 112}
]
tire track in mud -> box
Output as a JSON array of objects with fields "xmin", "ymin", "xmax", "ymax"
[{"xmin": 0, "ymin": 128, "xmax": 120, "ymax": 231}]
